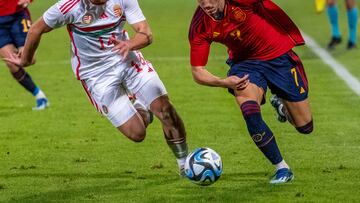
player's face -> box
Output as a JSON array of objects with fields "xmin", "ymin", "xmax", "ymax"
[
  {"xmin": 197, "ymin": 0, "xmax": 225, "ymax": 20},
  {"xmin": 89, "ymin": 0, "xmax": 107, "ymax": 5}
]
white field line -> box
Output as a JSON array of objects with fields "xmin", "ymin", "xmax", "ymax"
[
  {"xmin": 302, "ymin": 32, "xmax": 360, "ymax": 96},
  {"xmin": 31, "ymin": 55, "xmax": 228, "ymax": 66}
]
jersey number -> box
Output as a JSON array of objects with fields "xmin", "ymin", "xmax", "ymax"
[
  {"xmin": 21, "ymin": 19, "xmax": 31, "ymax": 33},
  {"xmin": 98, "ymin": 34, "xmax": 116, "ymax": 50},
  {"xmin": 131, "ymin": 52, "xmax": 154, "ymax": 73},
  {"xmin": 291, "ymin": 67, "xmax": 299, "ymax": 87}
]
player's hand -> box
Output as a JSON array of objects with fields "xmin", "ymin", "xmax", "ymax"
[
  {"xmin": 17, "ymin": 48, "xmax": 36, "ymax": 65},
  {"xmin": 223, "ymin": 74, "xmax": 249, "ymax": 90},
  {"xmin": 3, "ymin": 53, "xmax": 34, "ymax": 67},
  {"xmin": 111, "ymin": 36, "xmax": 131, "ymax": 59},
  {"xmin": 3, "ymin": 53, "xmax": 22, "ymax": 67},
  {"xmin": 18, "ymin": 0, "xmax": 31, "ymax": 8}
]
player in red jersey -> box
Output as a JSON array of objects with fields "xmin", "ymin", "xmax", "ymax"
[
  {"xmin": 189, "ymin": 0, "xmax": 313, "ymax": 184},
  {"xmin": 0, "ymin": 0, "xmax": 48, "ymax": 110}
]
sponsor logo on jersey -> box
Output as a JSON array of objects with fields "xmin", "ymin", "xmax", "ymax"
[
  {"xmin": 231, "ymin": 7, "xmax": 246, "ymax": 22},
  {"xmin": 213, "ymin": 32, "xmax": 220, "ymax": 38},
  {"xmin": 113, "ymin": 4, "xmax": 123, "ymax": 18}
]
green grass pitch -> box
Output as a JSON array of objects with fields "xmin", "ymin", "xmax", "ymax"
[{"xmin": 1, "ymin": 0, "xmax": 360, "ymax": 202}]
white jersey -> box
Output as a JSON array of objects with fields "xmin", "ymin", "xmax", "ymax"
[{"xmin": 43, "ymin": 0, "xmax": 146, "ymax": 80}]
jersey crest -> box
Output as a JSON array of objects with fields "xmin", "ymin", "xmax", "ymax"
[
  {"xmin": 231, "ymin": 7, "xmax": 246, "ymax": 22},
  {"xmin": 82, "ymin": 12, "xmax": 94, "ymax": 24},
  {"xmin": 113, "ymin": 4, "xmax": 123, "ymax": 18}
]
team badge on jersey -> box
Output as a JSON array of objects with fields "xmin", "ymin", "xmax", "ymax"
[
  {"xmin": 231, "ymin": 7, "xmax": 246, "ymax": 22},
  {"xmin": 102, "ymin": 105, "xmax": 108, "ymax": 114},
  {"xmin": 113, "ymin": 4, "xmax": 123, "ymax": 17},
  {"xmin": 82, "ymin": 12, "xmax": 95, "ymax": 24}
]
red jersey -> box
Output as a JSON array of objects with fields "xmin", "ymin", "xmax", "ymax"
[
  {"xmin": 0, "ymin": 0, "xmax": 32, "ymax": 16},
  {"xmin": 189, "ymin": 0, "xmax": 305, "ymax": 66}
]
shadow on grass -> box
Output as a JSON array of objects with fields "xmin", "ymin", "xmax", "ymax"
[
  {"xmin": 0, "ymin": 171, "xmax": 292, "ymax": 203},
  {"xmin": 0, "ymin": 171, "xmax": 180, "ymax": 202},
  {"xmin": 0, "ymin": 105, "xmax": 30, "ymax": 118}
]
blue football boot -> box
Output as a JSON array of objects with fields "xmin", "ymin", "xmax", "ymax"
[
  {"xmin": 33, "ymin": 97, "xmax": 49, "ymax": 111},
  {"xmin": 270, "ymin": 168, "xmax": 294, "ymax": 184}
]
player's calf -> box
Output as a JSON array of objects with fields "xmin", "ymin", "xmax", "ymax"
[
  {"xmin": 150, "ymin": 96, "xmax": 188, "ymax": 176},
  {"xmin": 11, "ymin": 67, "xmax": 49, "ymax": 110},
  {"xmin": 240, "ymin": 100, "xmax": 285, "ymax": 165}
]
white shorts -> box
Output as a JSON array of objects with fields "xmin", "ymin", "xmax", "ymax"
[{"xmin": 81, "ymin": 51, "xmax": 167, "ymax": 127}]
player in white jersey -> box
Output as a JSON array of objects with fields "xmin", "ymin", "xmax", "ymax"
[{"xmin": 5, "ymin": 0, "xmax": 189, "ymax": 176}]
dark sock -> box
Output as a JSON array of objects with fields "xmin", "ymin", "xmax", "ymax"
[
  {"xmin": 12, "ymin": 68, "xmax": 38, "ymax": 95},
  {"xmin": 296, "ymin": 120, "xmax": 314, "ymax": 134},
  {"xmin": 241, "ymin": 100, "xmax": 283, "ymax": 164}
]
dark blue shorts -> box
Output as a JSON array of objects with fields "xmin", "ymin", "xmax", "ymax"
[
  {"xmin": 0, "ymin": 10, "xmax": 31, "ymax": 48},
  {"xmin": 227, "ymin": 50, "xmax": 309, "ymax": 102}
]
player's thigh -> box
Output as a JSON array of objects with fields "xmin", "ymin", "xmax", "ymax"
[
  {"xmin": 234, "ymin": 83, "xmax": 264, "ymax": 106},
  {"xmin": 0, "ymin": 44, "xmax": 20, "ymax": 72},
  {"xmin": 81, "ymin": 77, "xmax": 141, "ymax": 131},
  {"xmin": 0, "ymin": 16, "xmax": 14, "ymax": 51},
  {"xmin": 134, "ymin": 73, "xmax": 168, "ymax": 115},
  {"xmin": 227, "ymin": 60, "xmax": 267, "ymax": 105},
  {"xmin": 265, "ymin": 51, "xmax": 312, "ymax": 126},
  {"xmin": 10, "ymin": 11, "xmax": 30, "ymax": 48},
  {"xmin": 282, "ymin": 99, "xmax": 312, "ymax": 127},
  {"xmin": 266, "ymin": 51, "xmax": 309, "ymax": 104},
  {"xmin": 123, "ymin": 51, "xmax": 167, "ymax": 109}
]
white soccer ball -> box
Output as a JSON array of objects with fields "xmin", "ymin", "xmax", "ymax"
[{"xmin": 184, "ymin": 147, "xmax": 223, "ymax": 186}]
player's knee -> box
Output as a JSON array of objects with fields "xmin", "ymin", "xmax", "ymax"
[
  {"xmin": 119, "ymin": 124, "xmax": 146, "ymax": 142},
  {"xmin": 296, "ymin": 120, "xmax": 314, "ymax": 134},
  {"xmin": 128, "ymin": 131, "xmax": 146, "ymax": 142}
]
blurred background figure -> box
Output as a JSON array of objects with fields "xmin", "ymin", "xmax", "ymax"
[
  {"xmin": 325, "ymin": 0, "xmax": 358, "ymax": 50},
  {"xmin": 315, "ymin": 0, "xmax": 327, "ymax": 13},
  {"xmin": 0, "ymin": 0, "xmax": 49, "ymax": 110}
]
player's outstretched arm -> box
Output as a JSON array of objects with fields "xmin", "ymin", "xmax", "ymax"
[
  {"xmin": 191, "ymin": 66, "xmax": 249, "ymax": 90},
  {"xmin": 112, "ymin": 20, "xmax": 152, "ymax": 58},
  {"xmin": 20, "ymin": 17, "xmax": 53, "ymax": 67},
  {"xmin": 5, "ymin": 17, "xmax": 53, "ymax": 67}
]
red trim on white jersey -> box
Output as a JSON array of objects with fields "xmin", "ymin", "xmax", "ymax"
[
  {"xmin": 67, "ymin": 25, "xmax": 81, "ymax": 80},
  {"xmin": 81, "ymin": 80, "xmax": 103, "ymax": 115},
  {"xmin": 60, "ymin": 0, "xmax": 79, "ymax": 14}
]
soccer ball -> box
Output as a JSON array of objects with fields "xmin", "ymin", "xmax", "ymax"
[{"xmin": 184, "ymin": 147, "xmax": 222, "ymax": 186}]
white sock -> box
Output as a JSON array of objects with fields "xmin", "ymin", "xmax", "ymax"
[
  {"xmin": 275, "ymin": 159, "xmax": 290, "ymax": 171},
  {"xmin": 177, "ymin": 157, "xmax": 186, "ymax": 168},
  {"xmin": 35, "ymin": 90, "xmax": 46, "ymax": 99}
]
